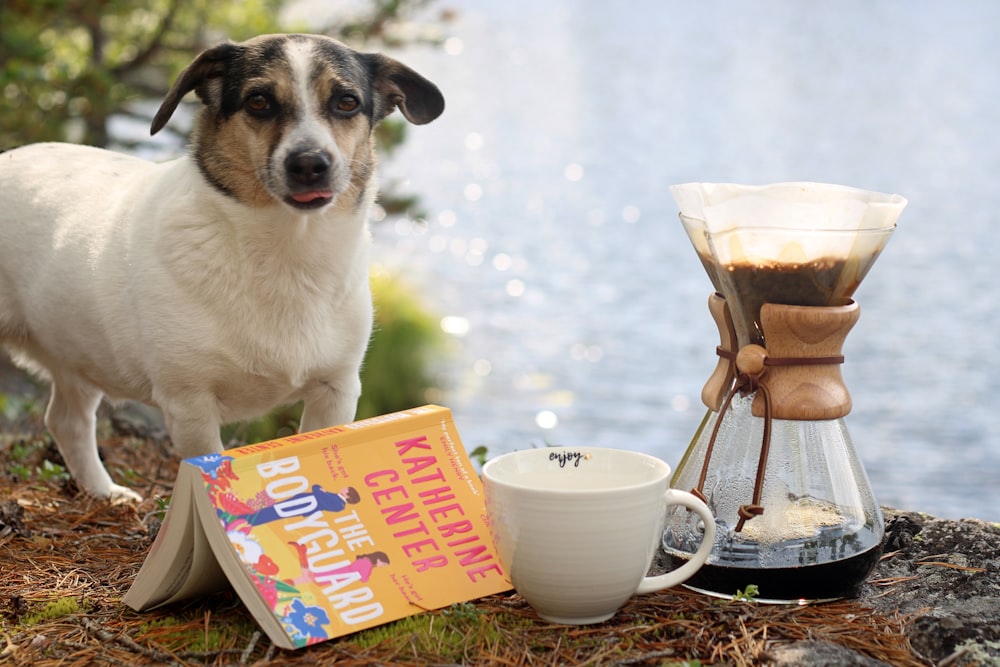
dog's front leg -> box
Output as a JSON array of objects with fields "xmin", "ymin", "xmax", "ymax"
[
  {"xmin": 45, "ymin": 376, "xmax": 143, "ymax": 503},
  {"xmin": 158, "ymin": 396, "xmax": 225, "ymax": 460},
  {"xmin": 299, "ymin": 377, "xmax": 362, "ymax": 433}
]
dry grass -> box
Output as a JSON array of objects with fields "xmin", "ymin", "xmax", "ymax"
[{"xmin": 0, "ymin": 430, "xmax": 928, "ymax": 666}]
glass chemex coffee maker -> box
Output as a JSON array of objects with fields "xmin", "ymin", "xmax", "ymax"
[{"xmin": 662, "ymin": 182, "xmax": 907, "ymax": 602}]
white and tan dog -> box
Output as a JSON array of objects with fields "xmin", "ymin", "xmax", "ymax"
[{"xmin": 0, "ymin": 34, "xmax": 444, "ymax": 502}]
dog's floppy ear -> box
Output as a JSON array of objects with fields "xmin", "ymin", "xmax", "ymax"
[
  {"xmin": 151, "ymin": 42, "xmax": 239, "ymax": 135},
  {"xmin": 366, "ymin": 54, "xmax": 445, "ymax": 125}
]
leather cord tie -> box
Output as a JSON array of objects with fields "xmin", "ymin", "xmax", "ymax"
[{"xmin": 693, "ymin": 345, "xmax": 845, "ymax": 532}]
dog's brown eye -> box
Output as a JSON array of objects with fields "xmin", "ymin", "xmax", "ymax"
[
  {"xmin": 245, "ymin": 93, "xmax": 276, "ymax": 118},
  {"xmin": 335, "ymin": 95, "xmax": 359, "ymax": 114}
]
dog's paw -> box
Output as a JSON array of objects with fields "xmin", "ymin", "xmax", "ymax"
[{"xmin": 101, "ymin": 484, "xmax": 144, "ymax": 505}]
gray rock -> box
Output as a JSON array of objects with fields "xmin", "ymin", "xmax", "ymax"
[
  {"xmin": 764, "ymin": 640, "xmax": 893, "ymax": 666},
  {"xmin": 861, "ymin": 510, "xmax": 1000, "ymax": 665}
]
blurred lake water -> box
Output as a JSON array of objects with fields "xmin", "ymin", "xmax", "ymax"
[{"xmin": 357, "ymin": 0, "xmax": 1000, "ymax": 522}]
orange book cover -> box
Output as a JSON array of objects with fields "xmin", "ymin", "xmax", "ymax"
[{"xmin": 124, "ymin": 405, "xmax": 511, "ymax": 649}]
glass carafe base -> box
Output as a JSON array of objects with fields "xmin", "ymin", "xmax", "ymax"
[
  {"xmin": 663, "ymin": 533, "xmax": 881, "ymax": 603},
  {"xmin": 663, "ymin": 401, "xmax": 884, "ymax": 602}
]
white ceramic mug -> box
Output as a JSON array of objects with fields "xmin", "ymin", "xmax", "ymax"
[{"xmin": 482, "ymin": 446, "xmax": 716, "ymax": 625}]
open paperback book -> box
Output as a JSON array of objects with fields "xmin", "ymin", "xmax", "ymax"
[{"xmin": 124, "ymin": 405, "xmax": 511, "ymax": 649}]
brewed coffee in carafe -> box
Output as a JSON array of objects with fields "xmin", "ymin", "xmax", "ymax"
[{"xmin": 664, "ymin": 183, "xmax": 907, "ymax": 602}]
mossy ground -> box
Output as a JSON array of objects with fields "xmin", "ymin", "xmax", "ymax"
[{"xmin": 0, "ymin": 419, "xmax": 937, "ymax": 667}]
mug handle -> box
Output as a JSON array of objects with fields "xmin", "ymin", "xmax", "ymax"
[{"xmin": 635, "ymin": 489, "xmax": 716, "ymax": 594}]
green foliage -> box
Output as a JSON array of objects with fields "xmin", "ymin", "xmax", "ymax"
[
  {"xmin": 2, "ymin": 436, "xmax": 69, "ymax": 484},
  {"xmin": 0, "ymin": 0, "xmax": 433, "ymax": 150},
  {"xmin": 374, "ymin": 118, "xmax": 409, "ymax": 158},
  {"xmin": 732, "ymin": 584, "xmax": 760, "ymax": 602},
  {"xmin": 35, "ymin": 458, "xmax": 71, "ymax": 483},
  {"xmin": 153, "ymin": 495, "xmax": 171, "ymax": 520},
  {"xmin": 350, "ymin": 602, "xmax": 515, "ymax": 661},
  {"xmin": 336, "ymin": 0, "xmax": 436, "ymax": 45},
  {"xmin": 351, "ymin": 612, "xmax": 431, "ymax": 650},
  {"xmin": 7, "ymin": 438, "xmax": 42, "ymax": 464},
  {"xmin": 0, "ymin": 0, "xmax": 288, "ymax": 148},
  {"xmin": 138, "ymin": 614, "xmax": 260, "ymax": 652},
  {"xmin": 357, "ymin": 268, "xmax": 444, "ymax": 420},
  {"xmin": 20, "ymin": 596, "xmax": 86, "ymax": 626},
  {"xmin": 468, "ymin": 445, "xmax": 489, "ymax": 469}
]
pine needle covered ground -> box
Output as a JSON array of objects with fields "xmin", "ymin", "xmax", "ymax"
[{"xmin": 1, "ymin": 413, "xmax": 997, "ymax": 666}]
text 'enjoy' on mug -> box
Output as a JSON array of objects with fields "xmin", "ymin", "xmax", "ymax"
[{"xmin": 482, "ymin": 446, "xmax": 716, "ymax": 625}]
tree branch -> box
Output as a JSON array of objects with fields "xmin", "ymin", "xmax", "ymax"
[{"xmin": 111, "ymin": 0, "xmax": 184, "ymax": 76}]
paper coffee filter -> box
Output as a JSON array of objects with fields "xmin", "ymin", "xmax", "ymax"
[
  {"xmin": 670, "ymin": 182, "xmax": 907, "ymax": 233},
  {"xmin": 670, "ymin": 182, "xmax": 906, "ymax": 266},
  {"xmin": 679, "ymin": 214, "xmax": 722, "ymax": 290}
]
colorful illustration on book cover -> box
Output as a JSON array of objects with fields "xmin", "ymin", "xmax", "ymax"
[{"xmin": 186, "ymin": 418, "xmax": 508, "ymax": 647}]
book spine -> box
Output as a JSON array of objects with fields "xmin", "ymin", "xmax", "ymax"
[{"xmin": 222, "ymin": 405, "xmax": 451, "ymax": 459}]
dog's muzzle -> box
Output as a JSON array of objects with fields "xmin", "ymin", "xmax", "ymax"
[{"xmin": 284, "ymin": 149, "xmax": 335, "ymax": 209}]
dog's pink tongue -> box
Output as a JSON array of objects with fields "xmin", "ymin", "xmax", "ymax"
[{"xmin": 291, "ymin": 191, "xmax": 333, "ymax": 203}]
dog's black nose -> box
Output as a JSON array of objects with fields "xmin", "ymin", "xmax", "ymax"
[{"xmin": 285, "ymin": 150, "xmax": 331, "ymax": 186}]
